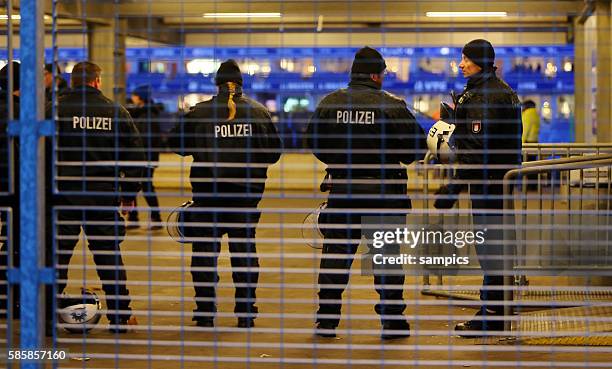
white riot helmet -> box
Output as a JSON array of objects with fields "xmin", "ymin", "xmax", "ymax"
[
  {"xmin": 166, "ymin": 200, "xmax": 194, "ymax": 243},
  {"xmin": 426, "ymin": 120, "xmax": 456, "ymax": 164},
  {"xmin": 57, "ymin": 288, "xmax": 102, "ymax": 333}
]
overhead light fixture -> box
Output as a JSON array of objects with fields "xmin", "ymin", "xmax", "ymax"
[
  {"xmin": 203, "ymin": 13, "xmax": 282, "ymax": 19},
  {"xmin": 426, "ymin": 12, "xmax": 507, "ymax": 18},
  {"xmin": 0, "ymin": 15, "xmax": 21, "ymax": 20},
  {"xmin": 0, "ymin": 14, "xmax": 52, "ymax": 20},
  {"xmin": 316, "ymin": 15, "xmax": 324, "ymax": 32}
]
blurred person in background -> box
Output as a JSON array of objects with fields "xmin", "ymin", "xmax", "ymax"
[
  {"xmin": 521, "ymin": 100, "xmax": 540, "ymax": 144},
  {"xmin": 126, "ymin": 85, "xmax": 164, "ymax": 230},
  {"xmin": 44, "ymin": 63, "xmax": 68, "ymax": 102},
  {"xmin": 522, "ymin": 100, "xmax": 540, "ymax": 189}
]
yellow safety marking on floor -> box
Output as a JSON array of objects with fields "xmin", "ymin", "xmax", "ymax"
[
  {"xmin": 519, "ymin": 336, "xmax": 612, "ymax": 346},
  {"xmin": 515, "ymin": 306, "xmax": 612, "ymax": 346}
]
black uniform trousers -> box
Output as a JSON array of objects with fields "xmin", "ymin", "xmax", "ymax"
[
  {"xmin": 470, "ymin": 182, "xmax": 508, "ymax": 313},
  {"xmin": 317, "ymin": 179, "xmax": 409, "ymax": 327},
  {"xmin": 55, "ymin": 205, "xmax": 131, "ymax": 323},
  {"xmin": 187, "ymin": 198, "xmax": 261, "ymax": 321}
]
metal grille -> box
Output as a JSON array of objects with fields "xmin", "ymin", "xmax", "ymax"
[{"xmin": 1, "ymin": 1, "xmax": 612, "ymax": 369}]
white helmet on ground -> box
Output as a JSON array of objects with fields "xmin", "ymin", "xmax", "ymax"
[
  {"xmin": 426, "ymin": 120, "xmax": 456, "ymax": 163},
  {"xmin": 57, "ymin": 288, "xmax": 102, "ymax": 333}
]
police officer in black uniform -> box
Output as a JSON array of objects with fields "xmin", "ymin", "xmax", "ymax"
[
  {"xmin": 307, "ymin": 47, "xmax": 426, "ymax": 339},
  {"xmin": 52, "ymin": 61, "xmax": 145, "ymax": 333},
  {"xmin": 0, "ymin": 61, "xmax": 21, "ymax": 319},
  {"xmin": 434, "ymin": 39, "xmax": 522, "ymax": 336},
  {"xmin": 170, "ymin": 60, "xmax": 281, "ymax": 328}
]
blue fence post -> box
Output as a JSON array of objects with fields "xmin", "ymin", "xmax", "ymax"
[{"xmin": 19, "ymin": 0, "xmax": 45, "ymax": 367}]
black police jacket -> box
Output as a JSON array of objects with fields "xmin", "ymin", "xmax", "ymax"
[
  {"xmin": 0, "ymin": 91, "xmax": 19, "ymax": 202},
  {"xmin": 52, "ymin": 85, "xmax": 145, "ymax": 203},
  {"xmin": 307, "ymin": 78, "xmax": 426, "ymax": 181},
  {"xmin": 169, "ymin": 86, "xmax": 282, "ymax": 201},
  {"xmin": 453, "ymin": 70, "xmax": 522, "ymax": 182}
]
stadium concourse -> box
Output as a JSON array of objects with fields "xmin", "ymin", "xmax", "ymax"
[{"xmin": 3, "ymin": 153, "xmax": 600, "ymax": 369}]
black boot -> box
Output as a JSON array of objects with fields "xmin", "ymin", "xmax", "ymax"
[
  {"xmin": 237, "ymin": 317, "xmax": 255, "ymax": 328},
  {"xmin": 381, "ymin": 319, "xmax": 410, "ymax": 340},
  {"xmin": 127, "ymin": 212, "xmax": 140, "ymax": 229},
  {"xmin": 150, "ymin": 212, "xmax": 163, "ymax": 231},
  {"xmin": 455, "ymin": 309, "xmax": 504, "ymax": 338},
  {"xmin": 195, "ymin": 318, "xmax": 214, "ymax": 328},
  {"xmin": 314, "ymin": 321, "xmax": 337, "ymax": 338},
  {"xmin": 109, "ymin": 316, "xmax": 137, "ymax": 334}
]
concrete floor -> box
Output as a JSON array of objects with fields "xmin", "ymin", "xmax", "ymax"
[
  {"xmin": 33, "ymin": 191, "xmax": 610, "ymax": 368},
  {"xmin": 2, "ymin": 153, "xmax": 611, "ymax": 368}
]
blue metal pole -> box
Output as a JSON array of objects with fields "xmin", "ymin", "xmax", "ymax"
[{"xmin": 19, "ymin": 0, "xmax": 45, "ymax": 367}]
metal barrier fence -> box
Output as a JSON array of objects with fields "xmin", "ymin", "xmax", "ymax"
[
  {"xmin": 523, "ymin": 143, "xmax": 612, "ymax": 159},
  {"xmin": 503, "ymin": 154, "xmax": 612, "ymax": 335},
  {"xmin": 420, "ymin": 152, "xmax": 612, "ymax": 334}
]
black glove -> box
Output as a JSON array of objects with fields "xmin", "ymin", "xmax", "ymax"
[
  {"xmin": 440, "ymin": 102, "xmax": 455, "ymax": 122},
  {"xmin": 433, "ymin": 183, "xmax": 462, "ymax": 209}
]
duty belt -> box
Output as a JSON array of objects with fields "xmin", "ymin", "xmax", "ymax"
[{"xmin": 327, "ymin": 169, "xmax": 406, "ymax": 180}]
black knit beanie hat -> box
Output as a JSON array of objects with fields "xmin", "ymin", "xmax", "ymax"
[
  {"xmin": 351, "ymin": 46, "xmax": 387, "ymax": 75},
  {"xmin": 215, "ymin": 59, "xmax": 243, "ymax": 86},
  {"xmin": 462, "ymin": 39, "xmax": 495, "ymax": 70}
]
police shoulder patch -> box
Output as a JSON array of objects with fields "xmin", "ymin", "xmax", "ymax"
[
  {"xmin": 471, "ymin": 120, "xmax": 482, "ymax": 133},
  {"xmin": 458, "ymin": 91, "xmax": 474, "ymax": 105}
]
